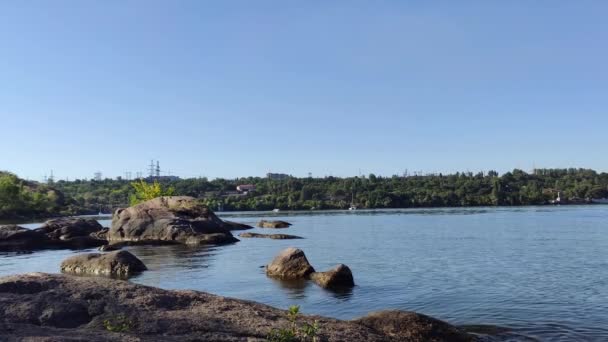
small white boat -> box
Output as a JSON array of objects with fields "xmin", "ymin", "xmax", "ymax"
[
  {"xmin": 348, "ymin": 206, "xmax": 357, "ymax": 211},
  {"xmin": 272, "ymin": 208, "xmax": 280, "ymax": 213}
]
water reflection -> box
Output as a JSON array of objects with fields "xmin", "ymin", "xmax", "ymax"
[{"xmin": 268, "ymin": 278, "xmax": 310, "ymax": 299}]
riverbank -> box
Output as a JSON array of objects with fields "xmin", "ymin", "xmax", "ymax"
[{"xmin": 0, "ymin": 272, "xmax": 474, "ymax": 341}]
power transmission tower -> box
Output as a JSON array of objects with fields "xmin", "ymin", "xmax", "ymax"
[
  {"xmin": 48, "ymin": 170, "xmax": 55, "ymax": 184},
  {"xmin": 148, "ymin": 160, "xmax": 155, "ymax": 178},
  {"xmin": 136, "ymin": 172, "xmax": 142, "ymax": 179},
  {"xmin": 156, "ymin": 161, "xmax": 160, "ymax": 177},
  {"xmin": 124, "ymin": 172, "xmax": 132, "ymax": 180}
]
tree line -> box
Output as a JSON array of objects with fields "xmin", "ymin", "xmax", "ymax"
[{"xmin": 1, "ymin": 168, "xmax": 607, "ymax": 220}]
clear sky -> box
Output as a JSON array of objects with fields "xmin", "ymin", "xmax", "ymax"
[{"xmin": 1, "ymin": 1, "xmax": 607, "ymax": 181}]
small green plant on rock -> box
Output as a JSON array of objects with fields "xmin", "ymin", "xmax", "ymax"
[
  {"xmin": 103, "ymin": 314, "xmax": 133, "ymax": 333},
  {"xmin": 267, "ymin": 305, "xmax": 321, "ymax": 342}
]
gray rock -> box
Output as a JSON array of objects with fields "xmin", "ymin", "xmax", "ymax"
[
  {"xmin": 0, "ymin": 273, "xmax": 475, "ymax": 341},
  {"xmin": 355, "ymin": 310, "xmax": 474, "ymax": 342},
  {"xmin": 239, "ymin": 232, "xmax": 303, "ymax": 239},
  {"xmin": 257, "ymin": 220, "xmax": 292, "ymax": 228},
  {"xmin": 109, "ymin": 196, "xmax": 238, "ymax": 246},
  {"xmin": 0, "ymin": 218, "xmax": 107, "ymax": 251},
  {"xmin": 60, "ymin": 251, "xmax": 147, "ymax": 278},
  {"xmin": 0, "ymin": 225, "xmax": 50, "ymax": 250},
  {"xmin": 311, "ymin": 264, "xmax": 355, "ymax": 289},
  {"xmin": 266, "ymin": 247, "xmax": 315, "ymax": 279}
]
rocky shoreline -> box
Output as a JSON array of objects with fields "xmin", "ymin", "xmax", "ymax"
[
  {"xmin": 0, "ymin": 196, "xmax": 488, "ymax": 341},
  {"xmin": 0, "ymin": 273, "xmax": 475, "ymax": 341}
]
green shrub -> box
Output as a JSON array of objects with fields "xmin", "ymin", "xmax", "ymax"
[{"xmin": 267, "ymin": 305, "xmax": 320, "ymax": 342}]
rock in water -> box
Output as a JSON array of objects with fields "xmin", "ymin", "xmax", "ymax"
[
  {"xmin": 355, "ymin": 310, "xmax": 473, "ymax": 342},
  {"xmin": 34, "ymin": 218, "xmax": 107, "ymax": 249},
  {"xmin": 109, "ymin": 196, "xmax": 238, "ymax": 245},
  {"xmin": 239, "ymin": 232, "xmax": 303, "ymax": 239},
  {"xmin": 311, "ymin": 264, "xmax": 355, "ymax": 289},
  {"xmin": 257, "ymin": 220, "xmax": 292, "ymax": 228},
  {"xmin": 0, "ymin": 218, "xmax": 107, "ymax": 251},
  {"xmin": 60, "ymin": 250, "xmax": 147, "ymax": 278},
  {"xmin": 266, "ymin": 247, "xmax": 315, "ymax": 279},
  {"xmin": 0, "ymin": 225, "xmax": 50, "ymax": 250}
]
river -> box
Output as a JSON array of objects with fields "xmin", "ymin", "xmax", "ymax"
[{"xmin": 1, "ymin": 206, "xmax": 607, "ymax": 341}]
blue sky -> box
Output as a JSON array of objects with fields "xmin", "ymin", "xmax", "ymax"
[{"xmin": 1, "ymin": 1, "xmax": 607, "ymax": 181}]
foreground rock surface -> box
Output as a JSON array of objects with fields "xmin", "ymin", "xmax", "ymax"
[
  {"xmin": 109, "ymin": 196, "xmax": 238, "ymax": 246},
  {"xmin": 60, "ymin": 251, "xmax": 147, "ymax": 278},
  {"xmin": 0, "ymin": 273, "xmax": 474, "ymax": 341},
  {"xmin": 0, "ymin": 218, "xmax": 106, "ymax": 251},
  {"xmin": 311, "ymin": 264, "xmax": 355, "ymax": 289},
  {"xmin": 239, "ymin": 232, "xmax": 303, "ymax": 239},
  {"xmin": 355, "ymin": 310, "xmax": 473, "ymax": 342},
  {"xmin": 266, "ymin": 247, "xmax": 315, "ymax": 279},
  {"xmin": 257, "ymin": 220, "xmax": 292, "ymax": 228}
]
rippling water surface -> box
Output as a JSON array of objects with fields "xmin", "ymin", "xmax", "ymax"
[{"xmin": 1, "ymin": 206, "xmax": 607, "ymax": 341}]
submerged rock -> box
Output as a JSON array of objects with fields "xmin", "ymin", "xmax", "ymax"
[
  {"xmin": 355, "ymin": 310, "xmax": 474, "ymax": 342},
  {"xmin": 239, "ymin": 232, "xmax": 303, "ymax": 240},
  {"xmin": 0, "ymin": 273, "xmax": 475, "ymax": 341},
  {"xmin": 60, "ymin": 250, "xmax": 147, "ymax": 278},
  {"xmin": 257, "ymin": 220, "xmax": 292, "ymax": 229},
  {"xmin": 311, "ymin": 264, "xmax": 355, "ymax": 289},
  {"xmin": 266, "ymin": 247, "xmax": 315, "ymax": 279},
  {"xmin": 109, "ymin": 196, "xmax": 238, "ymax": 246}
]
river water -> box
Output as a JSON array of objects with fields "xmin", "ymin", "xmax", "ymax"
[{"xmin": 1, "ymin": 206, "xmax": 607, "ymax": 341}]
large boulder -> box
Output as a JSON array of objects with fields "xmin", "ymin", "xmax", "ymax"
[
  {"xmin": 257, "ymin": 220, "xmax": 292, "ymax": 228},
  {"xmin": 355, "ymin": 310, "xmax": 473, "ymax": 342},
  {"xmin": 311, "ymin": 264, "xmax": 355, "ymax": 289},
  {"xmin": 0, "ymin": 273, "xmax": 475, "ymax": 341},
  {"xmin": 0, "ymin": 218, "xmax": 107, "ymax": 251},
  {"xmin": 239, "ymin": 232, "xmax": 303, "ymax": 240},
  {"xmin": 108, "ymin": 196, "xmax": 238, "ymax": 246},
  {"xmin": 0, "ymin": 225, "xmax": 50, "ymax": 250},
  {"xmin": 266, "ymin": 247, "xmax": 315, "ymax": 279},
  {"xmin": 60, "ymin": 251, "xmax": 147, "ymax": 278}
]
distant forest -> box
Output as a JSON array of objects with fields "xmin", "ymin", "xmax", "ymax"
[{"xmin": 2, "ymin": 168, "xmax": 608, "ymax": 220}]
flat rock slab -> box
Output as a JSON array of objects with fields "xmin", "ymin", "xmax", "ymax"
[
  {"xmin": 239, "ymin": 232, "xmax": 303, "ymax": 240},
  {"xmin": 60, "ymin": 251, "xmax": 147, "ymax": 278},
  {"xmin": 257, "ymin": 220, "xmax": 292, "ymax": 228},
  {"xmin": 0, "ymin": 273, "xmax": 474, "ymax": 341}
]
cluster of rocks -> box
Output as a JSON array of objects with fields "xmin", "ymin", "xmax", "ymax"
[
  {"xmin": 0, "ymin": 196, "xmax": 481, "ymax": 341},
  {"xmin": 266, "ymin": 247, "xmax": 356, "ymax": 290},
  {"xmin": 0, "ymin": 218, "xmax": 107, "ymax": 251},
  {"xmin": 0, "ymin": 273, "xmax": 475, "ymax": 341},
  {"xmin": 0, "ymin": 197, "xmax": 249, "ymax": 253}
]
